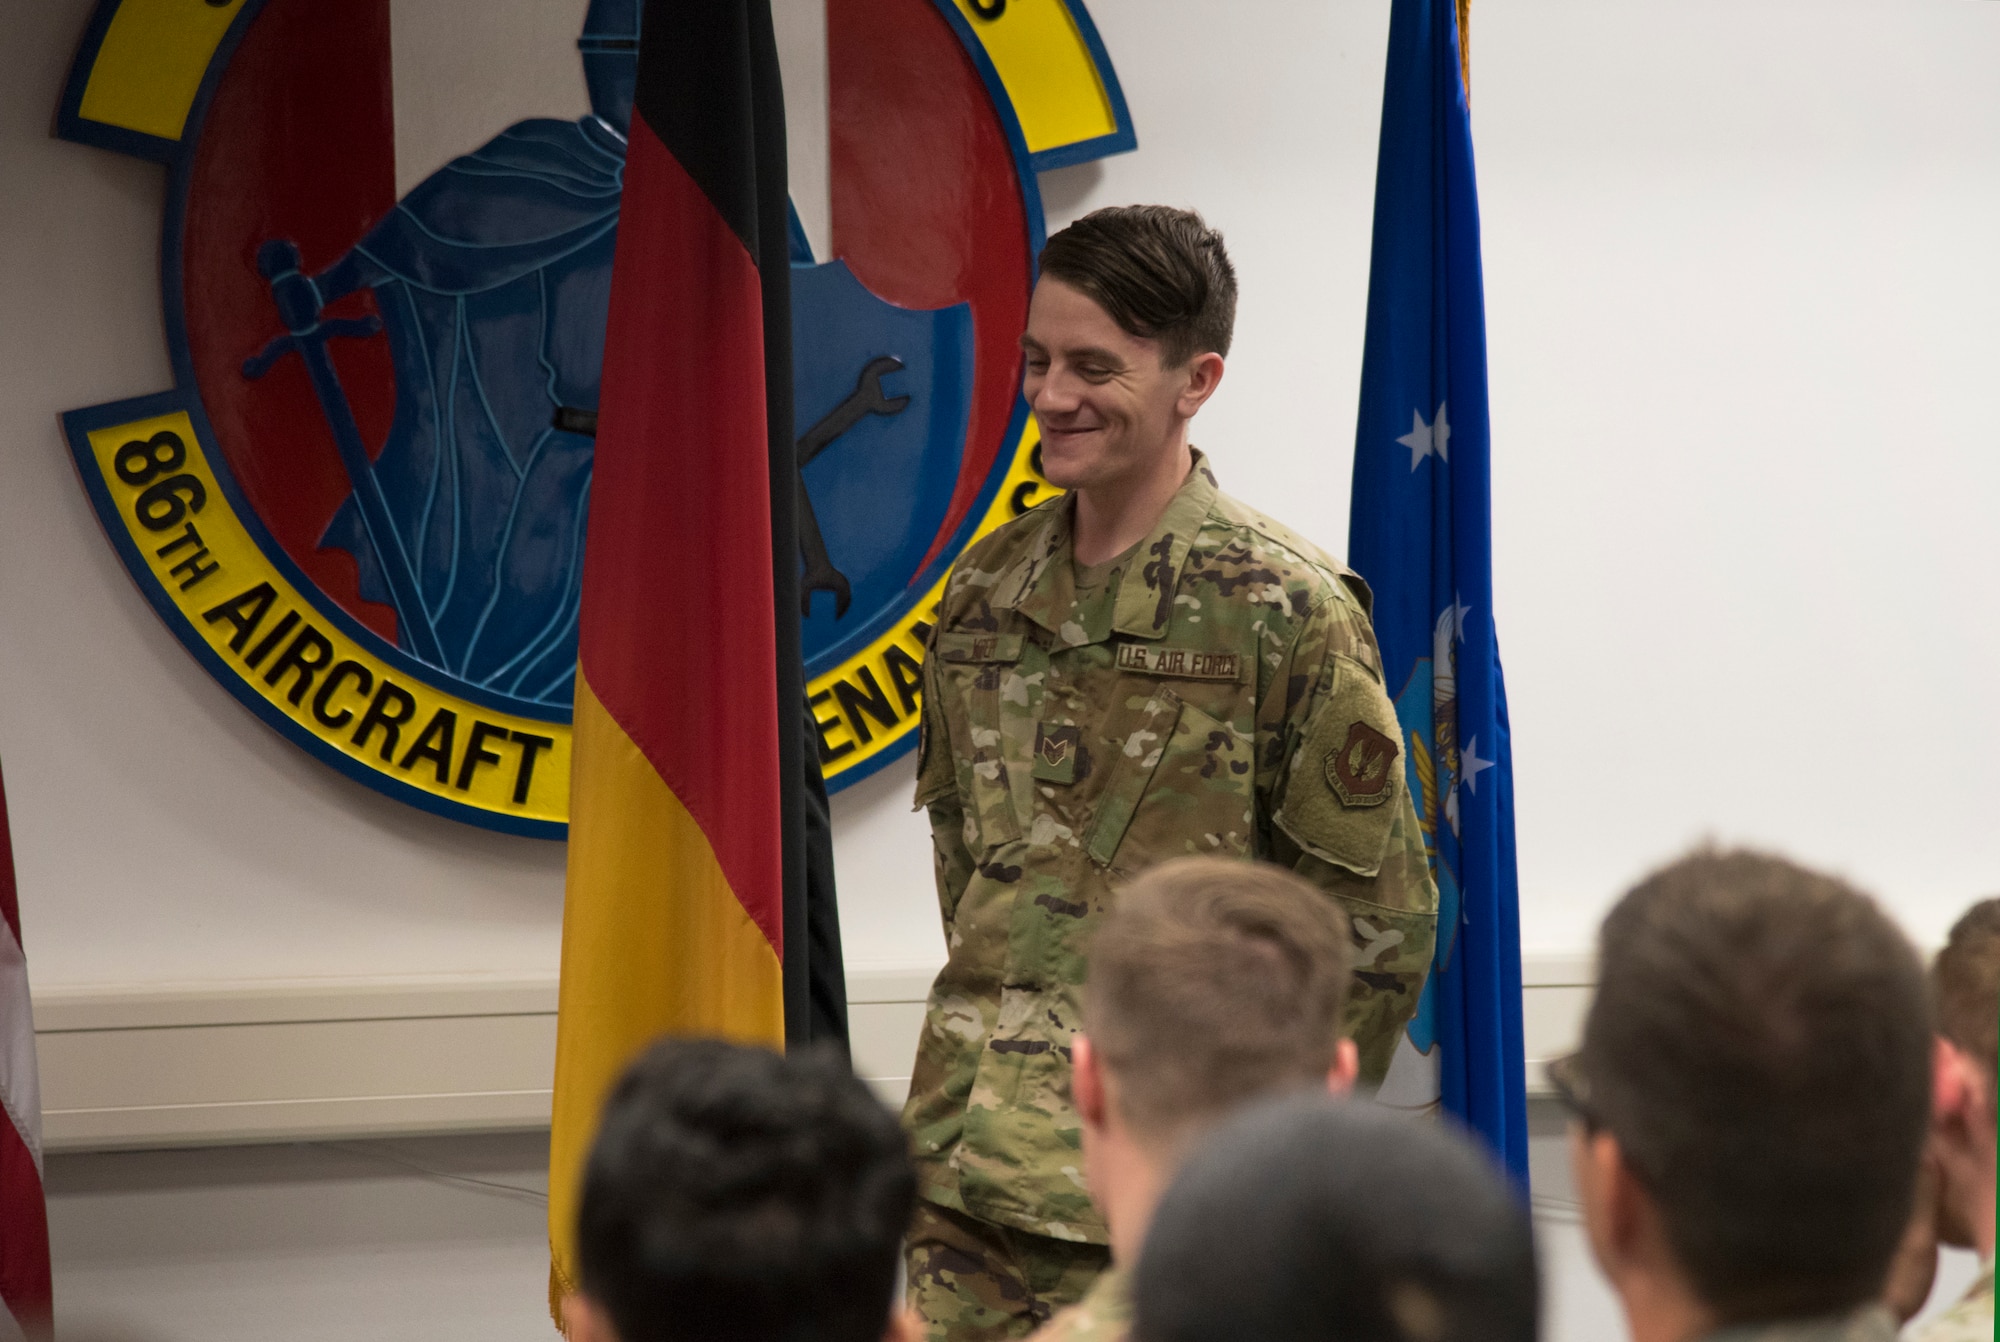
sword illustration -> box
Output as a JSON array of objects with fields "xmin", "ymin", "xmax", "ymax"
[{"xmin": 243, "ymin": 239, "xmax": 445, "ymax": 669}]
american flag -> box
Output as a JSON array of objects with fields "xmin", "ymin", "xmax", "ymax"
[{"xmin": 0, "ymin": 761, "xmax": 49, "ymax": 1334}]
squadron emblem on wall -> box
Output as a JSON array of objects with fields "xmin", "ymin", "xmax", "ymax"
[{"xmin": 55, "ymin": 0, "xmax": 1135, "ymax": 835}]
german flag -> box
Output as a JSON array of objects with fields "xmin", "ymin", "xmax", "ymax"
[{"xmin": 547, "ymin": 0, "xmax": 843, "ymax": 1313}]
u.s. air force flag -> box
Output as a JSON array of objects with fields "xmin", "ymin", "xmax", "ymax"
[{"xmin": 1349, "ymin": 0, "xmax": 1527, "ymax": 1182}]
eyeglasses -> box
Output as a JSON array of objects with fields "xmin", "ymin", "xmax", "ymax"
[{"xmin": 1545, "ymin": 1052, "xmax": 1602, "ymax": 1133}]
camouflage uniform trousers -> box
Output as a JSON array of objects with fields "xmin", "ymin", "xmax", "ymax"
[{"xmin": 907, "ymin": 1197, "xmax": 1110, "ymax": 1342}]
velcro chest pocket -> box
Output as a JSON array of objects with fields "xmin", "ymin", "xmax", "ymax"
[
  {"xmin": 1085, "ymin": 683, "xmax": 1258, "ymax": 873},
  {"xmin": 935, "ymin": 631, "xmax": 1027, "ymax": 850}
]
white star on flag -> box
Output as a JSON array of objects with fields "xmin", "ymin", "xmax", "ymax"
[
  {"xmin": 1459, "ymin": 734, "xmax": 1495, "ymax": 793},
  {"xmin": 1448, "ymin": 594, "xmax": 1472, "ymax": 643},
  {"xmin": 1396, "ymin": 402, "xmax": 1450, "ymax": 471}
]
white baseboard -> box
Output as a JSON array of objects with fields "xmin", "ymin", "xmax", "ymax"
[{"xmin": 31, "ymin": 956, "xmax": 1594, "ymax": 1152}]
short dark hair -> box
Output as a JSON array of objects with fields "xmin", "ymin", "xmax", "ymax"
[
  {"xmin": 1038, "ymin": 205, "xmax": 1237, "ymax": 366},
  {"xmin": 1085, "ymin": 857, "xmax": 1351, "ymax": 1144},
  {"xmin": 1132, "ymin": 1094, "xmax": 1537, "ymax": 1342},
  {"xmin": 575, "ymin": 1038, "xmax": 915, "ymax": 1342},
  {"xmin": 1572, "ymin": 847, "xmax": 1931, "ymax": 1322},
  {"xmin": 1932, "ymin": 897, "xmax": 2000, "ymax": 1080}
]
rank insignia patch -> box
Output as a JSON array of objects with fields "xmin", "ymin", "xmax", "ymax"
[
  {"xmin": 1032, "ymin": 723, "xmax": 1082, "ymax": 785},
  {"xmin": 1327, "ymin": 720, "xmax": 1399, "ymax": 807}
]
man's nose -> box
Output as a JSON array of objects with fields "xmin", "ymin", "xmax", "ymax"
[{"xmin": 1030, "ymin": 368, "xmax": 1082, "ymax": 415}]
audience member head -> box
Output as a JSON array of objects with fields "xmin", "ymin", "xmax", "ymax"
[
  {"xmin": 1925, "ymin": 896, "xmax": 2000, "ymax": 1256},
  {"xmin": 566, "ymin": 1038, "xmax": 918, "ymax": 1342},
  {"xmin": 1555, "ymin": 846, "xmax": 1931, "ymax": 1339},
  {"xmin": 1073, "ymin": 857, "xmax": 1358, "ymax": 1258},
  {"xmin": 1131, "ymin": 1093, "xmax": 1537, "ymax": 1342}
]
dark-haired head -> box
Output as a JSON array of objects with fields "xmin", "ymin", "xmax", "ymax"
[
  {"xmin": 1133, "ymin": 1094, "xmax": 1537, "ymax": 1342},
  {"xmin": 570, "ymin": 1038, "xmax": 915, "ymax": 1342},
  {"xmin": 1038, "ymin": 205, "xmax": 1236, "ymax": 368}
]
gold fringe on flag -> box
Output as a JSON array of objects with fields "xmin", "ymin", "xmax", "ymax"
[{"xmin": 1457, "ymin": 0, "xmax": 1472, "ymax": 97}]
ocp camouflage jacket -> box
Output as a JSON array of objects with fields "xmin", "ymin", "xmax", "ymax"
[{"xmin": 905, "ymin": 452, "xmax": 1439, "ymax": 1243}]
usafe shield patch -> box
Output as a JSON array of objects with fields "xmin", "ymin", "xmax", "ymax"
[
  {"xmin": 1328, "ymin": 720, "xmax": 1399, "ymax": 807},
  {"xmin": 56, "ymin": 0, "xmax": 1137, "ymax": 832},
  {"xmin": 1114, "ymin": 643, "xmax": 1243, "ymax": 682}
]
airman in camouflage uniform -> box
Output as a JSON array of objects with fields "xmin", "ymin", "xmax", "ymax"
[{"xmin": 903, "ymin": 451, "xmax": 1438, "ymax": 1338}]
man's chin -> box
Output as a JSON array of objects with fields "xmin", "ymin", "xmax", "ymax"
[{"xmin": 1039, "ymin": 440, "xmax": 1105, "ymax": 491}]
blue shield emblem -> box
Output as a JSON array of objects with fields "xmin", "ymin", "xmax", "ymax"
[{"xmin": 792, "ymin": 260, "xmax": 971, "ymax": 670}]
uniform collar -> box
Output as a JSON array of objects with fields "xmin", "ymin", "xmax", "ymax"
[{"xmin": 994, "ymin": 449, "xmax": 1219, "ymax": 643}]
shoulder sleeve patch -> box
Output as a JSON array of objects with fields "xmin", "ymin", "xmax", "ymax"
[
  {"xmin": 1326, "ymin": 720, "xmax": 1398, "ymax": 806},
  {"xmin": 1273, "ymin": 653, "xmax": 1405, "ymax": 877}
]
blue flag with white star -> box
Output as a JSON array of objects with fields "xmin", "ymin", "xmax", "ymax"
[{"xmin": 1349, "ymin": 0, "xmax": 1527, "ymax": 1182}]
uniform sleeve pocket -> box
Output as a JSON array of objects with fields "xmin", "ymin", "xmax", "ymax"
[
  {"xmin": 1272, "ymin": 654, "xmax": 1406, "ymax": 878},
  {"xmin": 912, "ymin": 704, "xmax": 956, "ymax": 810}
]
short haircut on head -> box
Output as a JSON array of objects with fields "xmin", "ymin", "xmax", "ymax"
[
  {"xmin": 1932, "ymin": 896, "xmax": 2000, "ymax": 1079},
  {"xmin": 1085, "ymin": 856, "xmax": 1353, "ymax": 1145},
  {"xmin": 1132, "ymin": 1093, "xmax": 1537, "ymax": 1342},
  {"xmin": 1572, "ymin": 846, "xmax": 1931, "ymax": 1323},
  {"xmin": 575, "ymin": 1038, "xmax": 915, "ymax": 1342},
  {"xmin": 1037, "ymin": 205, "xmax": 1237, "ymax": 367}
]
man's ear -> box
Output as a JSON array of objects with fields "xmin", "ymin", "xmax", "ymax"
[
  {"xmin": 1326, "ymin": 1039, "xmax": 1360, "ymax": 1097},
  {"xmin": 1933, "ymin": 1036, "xmax": 1968, "ymax": 1125},
  {"xmin": 563, "ymin": 1292, "xmax": 618, "ymax": 1342},
  {"xmin": 1173, "ymin": 351, "xmax": 1226, "ymax": 419},
  {"xmin": 1573, "ymin": 1125, "xmax": 1648, "ymax": 1277},
  {"xmin": 1073, "ymin": 1033, "xmax": 1108, "ymax": 1130},
  {"xmin": 882, "ymin": 1306, "xmax": 927, "ymax": 1342}
]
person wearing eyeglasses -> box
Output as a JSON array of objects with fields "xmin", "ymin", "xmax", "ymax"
[{"xmin": 1549, "ymin": 847, "xmax": 1932, "ymax": 1342}]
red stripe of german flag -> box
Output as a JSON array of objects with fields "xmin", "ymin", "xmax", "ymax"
[{"xmin": 548, "ymin": 0, "xmax": 815, "ymax": 1314}]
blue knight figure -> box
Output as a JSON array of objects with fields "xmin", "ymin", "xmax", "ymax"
[
  {"xmin": 290, "ymin": 0, "xmax": 641, "ymax": 706},
  {"xmin": 259, "ymin": 0, "xmax": 976, "ymax": 707}
]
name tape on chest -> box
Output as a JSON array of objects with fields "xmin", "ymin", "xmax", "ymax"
[
  {"xmin": 936, "ymin": 631, "xmax": 1024, "ymax": 664},
  {"xmin": 1114, "ymin": 643, "xmax": 1242, "ymax": 682}
]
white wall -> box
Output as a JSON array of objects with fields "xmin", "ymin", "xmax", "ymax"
[
  {"xmin": 2, "ymin": 0, "xmax": 1996, "ymax": 1006},
  {"xmin": 836, "ymin": 0, "xmax": 2000, "ymax": 962}
]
